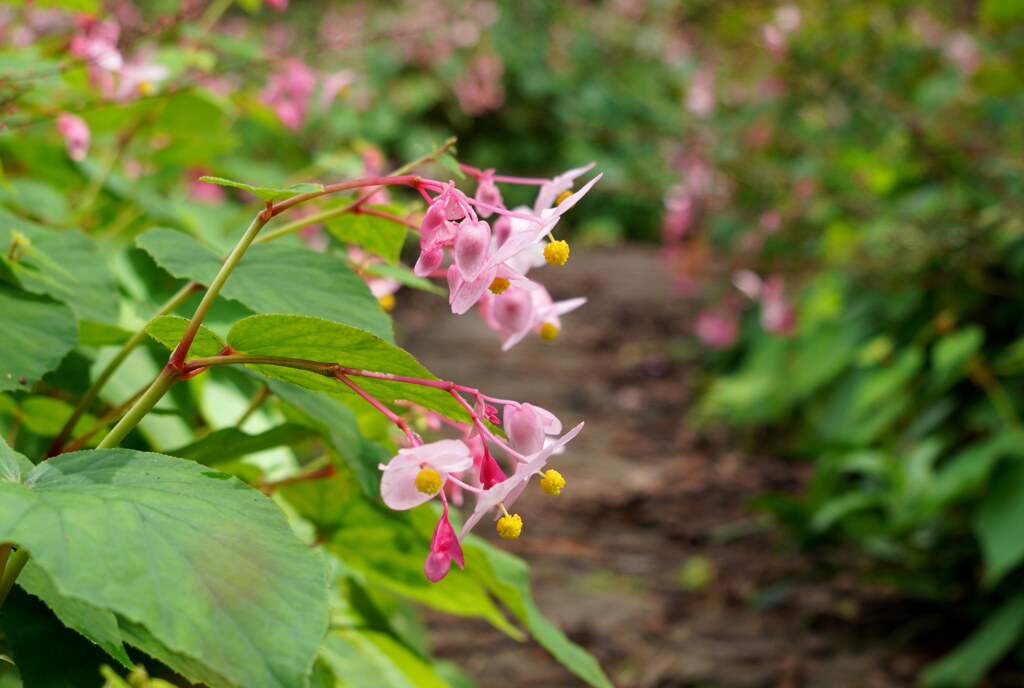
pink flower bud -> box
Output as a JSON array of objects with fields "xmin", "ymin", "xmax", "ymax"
[
  {"xmin": 453, "ymin": 218, "xmax": 491, "ymax": 281},
  {"xmin": 56, "ymin": 112, "xmax": 89, "ymax": 162},
  {"xmin": 424, "ymin": 503, "xmax": 464, "ymax": 582},
  {"xmin": 504, "ymin": 403, "xmax": 562, "ymax": 455},
  {"xmin": 414, "ymin": 247, "xmax": 444, "ymax": 277}
]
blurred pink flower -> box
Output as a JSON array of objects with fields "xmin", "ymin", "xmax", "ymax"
[
  {"xmin": 260, "ymin": 58, "xmax": 317, "ymax": 130},
  {"xmin": 56, "ymin": 112, "xmax": 89, "ymax": 162},
  {"xmin": 453, "ymin": 53, "xmax": 505, "ymax": 116},
  {"xmin": 759, "ymin": 275, "xmax": 797, "ymax": 335},
  {"xmin": 696, "ymin": 305, "xmax": 739, "ymax": 349}
]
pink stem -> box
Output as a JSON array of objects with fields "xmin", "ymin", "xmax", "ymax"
[{"xmin": 336, "ymin": 373, "xmax": 422, "ymax": 446}]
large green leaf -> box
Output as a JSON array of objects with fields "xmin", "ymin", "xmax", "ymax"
[
  {"xmin": 0, "ymin": 444, "xmax": 329, "ymax": 688},
  {"xmin": 0, "ymin": 209, "xmax": 118, "ymax": 324},
  {"xmin": 463, "ymin": 539, "xmax": 614, "ymax": 688},
  {"xmin": 327, "ymin": 208, "xmax": 409, "ymax": 265},
  {"xmin": 227, "ymin": 315, "xmax": 468, "ymax": 422},
  {"xmin": 166, "ymin": 423, "xmax": 315, "ymax": 466},
  {"xmin": 0, "ymin": 286, "xmax": 78, "ymax": 392},
  {"xmin": 136, "ymin": 228, "xmax": 393, "ymax": 341}
]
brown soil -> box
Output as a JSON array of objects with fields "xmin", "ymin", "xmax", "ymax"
[{"xmin": 395, "ymin": 245, "xmax": 926, "ymax": 688}]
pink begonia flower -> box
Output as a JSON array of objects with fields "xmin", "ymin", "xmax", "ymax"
[
  {"xmin": 260, "ymin": 58, "xmax": 317, "ymax": 130},
  {"xmin": 533, "ymin": 162, "xmax": 596, "ymax": 215},
  {"xmin": 424, "ymin": 500, "xmax": 464, "ymax": 582},
  {"xmin": 57, "ymin": 113, "xmax": 90, "ymax": 162},
  {"xmin": 318, "ymin": 69, "xmax": 356, "ymax": 112},
  {"xmin": 265, "ymin": 0, "xmax": 288, "ymax": 12},
  {"xmin": 732, "ymin": 270, "xmax": 763, "ymax": 300},
  {"xmin": 504, "ymin": 403, "xmax": 562, "ymax": 455},
  {"xmin": 686, "ymin": 65, "xmax": 716, "ymax": 117},
  {"xmin": 479, "ymin": 282, "xmax": 585, "ymax": 350},
  {"xmin": 69, "ymin": 17, "xmax": 122, "ymax": 72},
  {"xmin": 459, "ymin": 423, "xmax": 584, "ymax": 540},
  {"xmin": 114, "ymin": 57, "xmax": 169, "ymax": 101},
  {"xmin": 453, "ymin": 217, "xmax": 492, "ymax": 281},
  {"xmin": 760, "ymin": 275, "xmax": 797, "ymax": 334},
  {"xmin": 696, "ymin": 306, "xmax": 739, "ymax": 350},
  {"xmin": 486, "ymin": 174, "xmax": 602, "ymax": 270},
  {"xmin": 379, "ymin": 439, "xmax": 473, "ymax": 510}
]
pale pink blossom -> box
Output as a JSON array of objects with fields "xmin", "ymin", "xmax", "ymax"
[
  {"xmin": 57, "ymin": 112, "xmax": 89, "ymax": 162},
  {"xmin": 260, "ymin": 58, "xmax": 317, "ymax": 130},
  {"xmin": 504, "ymin": 403, "xmax": 562, "ymax": 455},
  {"xmin": 114, "ymin": 56, "xmax": 169, "ymax": 101},
  {"xmin": 379, "ymin": 440, "xmax": 473, "ymax": 510},
  {"xmin": 479, "ymin": 282, "xmax": 585, "ymax": 350}
]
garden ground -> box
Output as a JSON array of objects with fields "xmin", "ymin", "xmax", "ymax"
[{"xmin": 397, "ymin": 245, "xmax": 932, "ymax": 688}]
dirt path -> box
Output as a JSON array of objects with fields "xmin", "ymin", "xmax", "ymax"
[{"xmin": 396, "ymin": 246, "xmax": 920, "ymax": 688}]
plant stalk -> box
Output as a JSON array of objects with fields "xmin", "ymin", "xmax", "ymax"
[{"xmin": 0, "ymin": 548, "xmax": 29, "ymax": 610}]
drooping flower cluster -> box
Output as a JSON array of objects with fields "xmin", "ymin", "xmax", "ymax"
[
  {"xmin": 414, "ymin": 163, "xmax": 601, "ymax": 349},
  {"xmin": 378, "ymin": 390, "xmax": 581, "ymax": 582}
]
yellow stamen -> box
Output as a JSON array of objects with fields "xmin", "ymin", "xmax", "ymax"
[
  {"xmin": 414, "ymin": 468, "xmax": 443, "ymax": 495},
  {"xmin": 137, "ymin": 81, "xmax": 156, "ymax": 97},
  {"xmin": 489, "ymin": 277, "xmax": 511, "ymax": 295},
  {"xmin": 378, "ymin": 293, "xmax": 396, "ymax": 311},
  {"xmin": 543, "ymin": 239, "xmax": 570, "ymax": 266},
  {"xmin": 540, "ymin": 469, "xmax": 566, "ymax": 495},
  {"xmin": 555, "ymin": 190, "xmax": 573, "ymax": 206},
  {"xmin": 539, "ymin": 322, "xmax": 560, "ymax": 341},
  {"xmin": 496, "ymin": 513, "xmax": 523, "ymax": 539}
]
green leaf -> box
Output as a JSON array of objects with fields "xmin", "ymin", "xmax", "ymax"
[
  {"xmin": 0, "ymin": 286, "xmax": 77, "ymax": 392},
  {"xmin": 318, "ymin": 629, "xmax": 450, "ymax": 688},
  {"xmin": 146, "ymin": 315, "xmax": 226, "ymax": 359},
  {"xmin": 327, "ymin": 208, "xmax": 409, "ymax": 264},
  {"xmin": 931, "ymin": 327, "xmax": 984, "ymax": 389},
  {"xmin": 981, "ymin": 0, "xmax": 1024, "ymax": 30},
  {"xmin": 79, "ymin": 321, "xmax": 133, "ymax": 348},
  {"xmin": 922, "ymin": 594, "xmax": 1024, "ymax": 688},
  {"xmin": 19, "ymin": 396, "xmax": 100, "ymax": 440},
  {"xmin": 0, "ymin": 436, "xmax": 33, "ymax": 481},
  {"xmin": 463, "ymin": 539, "xmax": 613, "ymax": 688},
  {"xmin": 137, "ymin": 228, "xmax": 393, "ymax": 341},
  {"xmin": 0, "ymin": 448, "xmax": 329, "ymax": 688},
  {"xmin": 197, "ymin": 176, "xmax": 324, "ymax": 203},
  {"xmin": 973, "ymin": 457, "xmax": 1024, "ymax": 585},
  {"xmin": 16, "ymin": 561, "xmax": 132, "ymax": 667},
  {"xmin": 226, "ymin": 314, "xmax": 467, "ymax": 422},
  {"xmin": 0, "ymin": 210, "xmax": 119, "ymax": 324},
  {"xmin": 166, "ymin": 423, "xmax": 315, "ymax": 465}
]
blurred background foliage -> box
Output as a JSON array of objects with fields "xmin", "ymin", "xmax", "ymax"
[{"xmin": 5, "ymin": 0, "xmax": 1024, "ymax": 684}]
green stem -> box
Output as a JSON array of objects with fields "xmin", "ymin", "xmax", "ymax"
[
  {"xmin": 0, "ymin": 548, "xmax": 29, "ymax": 610},
  {"xmin": 198, "ymin": 0, "xmax": 234, "ymax": 32},
  {"xmin": 48, "ymin": 282, "xmax": 197, "ymax": 457},
  {"xmin": 96, "ymin": 367, "xmax": 179, "ymax": 449},
  {"xmin": 233, "ymin": 385, "xmax": 270, "ymax": 429},
  {"xmin": 169, "ymin": 214, "xmax": 267, "ymax": 368},
  {"xmin": 0, "ymin": 544, "xmax": 11, "ymax": 580}
]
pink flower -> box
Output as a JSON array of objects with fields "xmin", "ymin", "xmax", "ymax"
[
  {"xmin": 114, "ymin": 56, "xmax": 168, "ymax": 101},
  {"xmin": 453, "ymin": 217, "xmax": 492, "ymax": 281},
  {"xmin": 760, "ymin": 275, "xmax": 797, "ymax": 334},
  {"xmin": 504, "ymin": 403, "xmax": 562, "ymax": 455},
  {"xmin": 379, "ymin": 440, "xmax": 473, "ymax": 510},
  {"xmin": 459, "ymin": 423, "xmax": 584, "ymax": 540},
  {"xmin": 533, "ymin": 162, "xmax": 596, "ymax": 215},
  {"xmin": 480, "ymin": 282, "xmax": 585, "ymax": 350},
  {"xmin": 424, "ymin": 500, "xmax": 464, "ymax": 582},
  {"xmin": 69, "ymin": 17, "xmax": 122, "ymax": 72},
  {"xmin": 57, "ymin": 112, "xmax": 90, "ymax": 162},
  {"xmin": 265, "ymin": 0, "xmax": 288, "ymax": 12},
  {"xmin": 696, "ymin": 305, "xmax": 739, "ymax": 349},
  {"xmin": 474, "ymin": 170, "xmax": 504, "ymax": 217},
  {"xmin": 260, "ymin": 58, "xmax": 317, "ymax": 130}
]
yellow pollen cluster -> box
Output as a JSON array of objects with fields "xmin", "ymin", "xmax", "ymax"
[
  {"xmin": 555, "ymin": 190, "xmax": 574, "ymax": 206},
  {"xmin": 496, "ymin": 513, "xmax": 523, "ymax": 539},
  {"xmin": 489, "ymin": 277, "xmax": 511, "ymax": 294},
  {"xmin": 138, "ymin": 81, "xmax": 156, "ymax": 97},
  {"xmin": 539, "ymin": 322, "xmax": 560, "ymax": 341},
  {"xmin": 540, "ymin": 469, "xmax": 566, "ymax": 495},
  {"xmin": 414, "ymin": 468, "xmax": 443, "ymax": 495},
  {"xmin": 544, "ymin": 240, "xmax": 570, "ymax": 266},
  {"xmin": 378, "ymin": 294, "xmax": 396, "ymax": 311}
]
